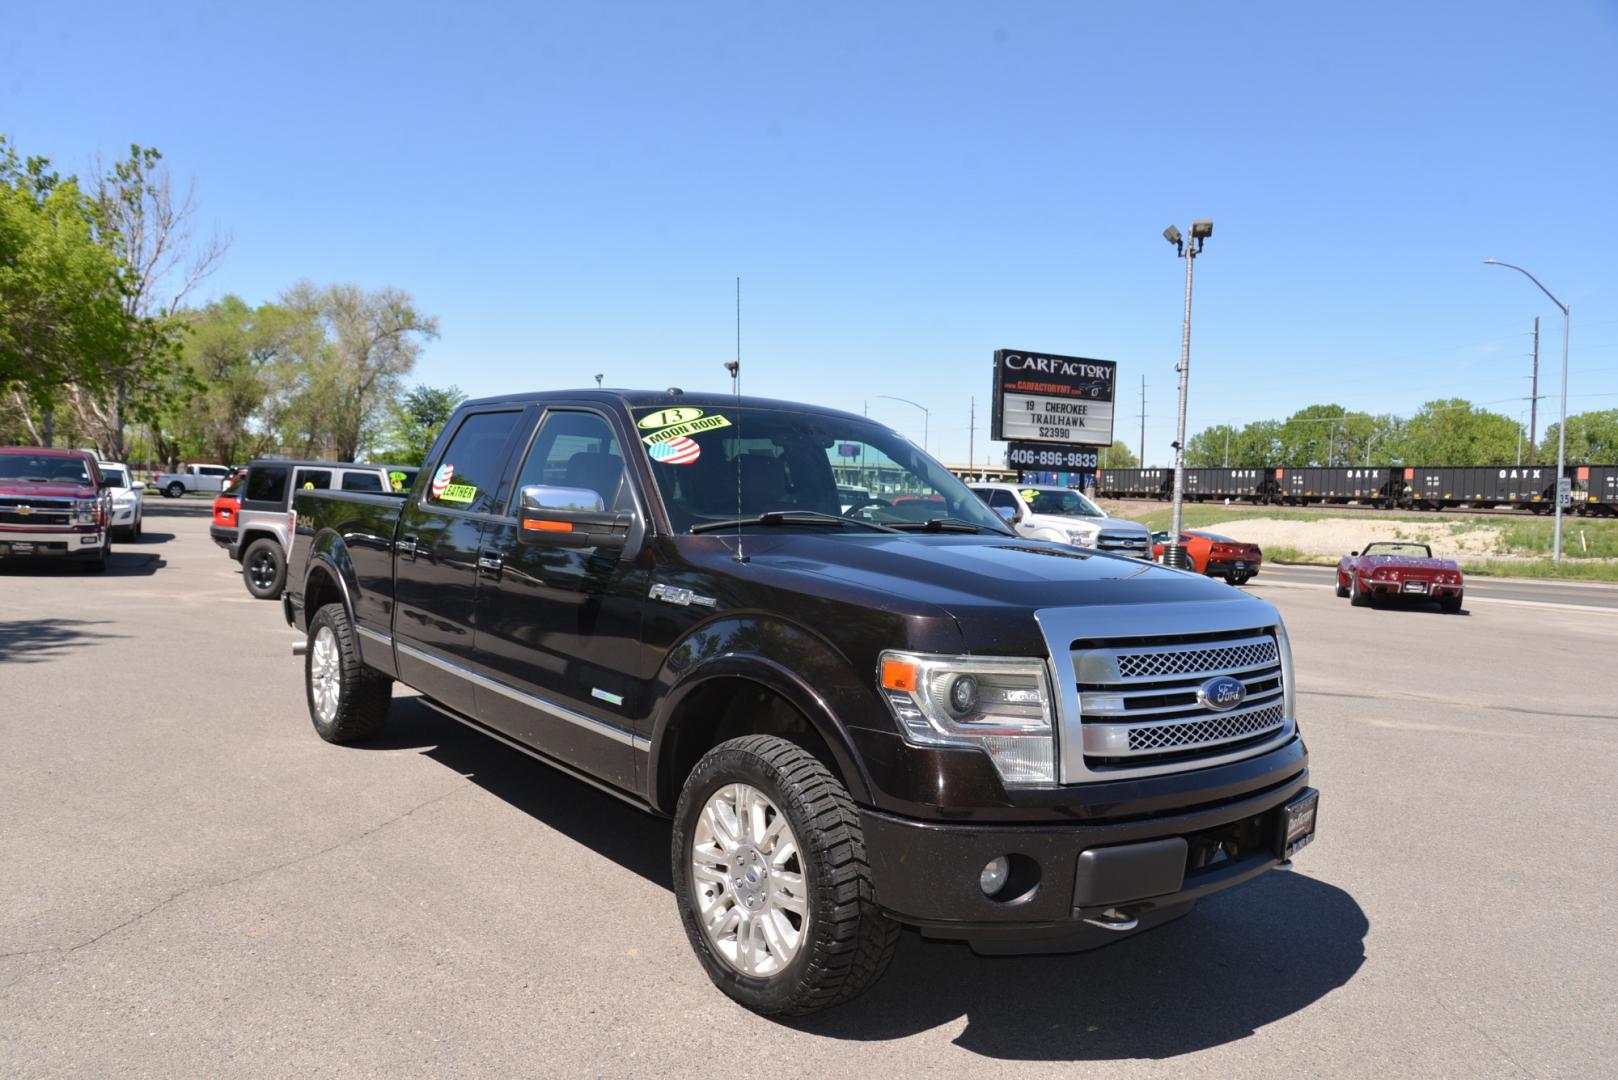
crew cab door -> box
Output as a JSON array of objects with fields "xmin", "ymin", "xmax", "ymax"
[
  {"xmin": 472, "ymin": 406, "xmax": 648, "ymax": 790},
  {"xmin": 392, "ymin": 407, "xmax": 527, "ymax": 715}
]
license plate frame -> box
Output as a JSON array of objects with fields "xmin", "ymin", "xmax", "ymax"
[
  {"xmin": 7, "ymin": 541, "xmax": 33, "ymax": 555},
  {"xmin": 1279, "ymin": 789, "xmax": 1319, "ymax": 859},
  {"xmin": 1402, "ymin": 580, "xmax": 1429, "ymax": 594}
]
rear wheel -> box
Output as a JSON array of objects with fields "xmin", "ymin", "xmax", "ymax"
[
  {"xmin": 1224, "ymin": 572, "xmax": 1251, "ymax": 586},
  {"xmin": 1440, "ymin": 593, "xmax": 1463, "ymax": 614},
  {"xmin": 671, "ymin": 735, "xmax": 898, "ymax": 1016},
  {"xmin": 242, "ymin": 538, "xmax": 285, "ymax": 599},
  {"xmin": 305, "ymin": 602, "xmax": 391, "ymax": 743},
  {"xmin": 165, "ymin": 481, "xmax": 185, "ymax": 498}
]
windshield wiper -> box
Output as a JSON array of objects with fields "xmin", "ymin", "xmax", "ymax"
[
  {"xmin": 690, "ymin": 510, "xmax": 901, "ymax": 534},
  {"xmin": 886, "ymin": 516, "xmax": 1007, "ymax": 535}
]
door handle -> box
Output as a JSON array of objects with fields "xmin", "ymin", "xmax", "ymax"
[
  {"xmin": 477, "ymin": 550, "xmax": 504, "ymax": 579},
  {"xmin": 398, "ymin": 535, "xmax": 418, "ymax": 561}
]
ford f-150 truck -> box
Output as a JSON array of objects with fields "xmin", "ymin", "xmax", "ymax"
[
  {"xmin": 283, "ymin": 390, "xmax": 1318, "ymax": 1016},
  {"xmin": 151, "ymin": 462, "xmax": 235, "ymax": 498}
]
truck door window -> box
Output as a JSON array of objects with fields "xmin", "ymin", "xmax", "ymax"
[
  {"xmin": 425, "ymin": 410, "xmax": 522, "ymax": 513},
  {"xmin": 341, "ymin": 471, "xmax": 384, "ymax": 492},
  {"xmin": 510, "ymin": 411, "xmax": 629, "ymax": 513},
  {"xmin": 294, "ymin": 469, "xmax": 333, "ymax": 491},
  {"xmin": 245, "ymin": 466, "xmax": 288, "ymax": 503}
]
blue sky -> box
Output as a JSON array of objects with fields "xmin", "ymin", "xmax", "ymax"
[{"xmin": 7, "ymin": 0, "xmax": 1616, "ymax": 465}]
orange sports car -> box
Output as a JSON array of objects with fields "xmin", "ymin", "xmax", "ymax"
[{"xmin": 1150, "ymin": 529, "xmax": 1263, "ymax": 585}]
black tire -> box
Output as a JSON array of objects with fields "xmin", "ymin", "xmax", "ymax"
[
  {"xmin": 305, "ymin": 602, "xmax": 391, "ymax": 744},
  {"xmin": 165, "ymin": 481, "xmax": 185, "ymax": 498},
  {"xmin": 131, "ymin": 514, "xmax": 141, "ymax": 542},
  {"xmin": 1335, "ymin": 573, "xmax": 1349, "ymax": 598},
  {"xmin": 671, "ymin": 735, "xmax": 899, "ymax": 1017},
  {"xmin": 1224, "ymin": 572, "xmax": 1251, "ymax": 586},
  {"xmin": 81, "ymin": 543, "xmax": 108, "ymax": 573},
  {"xmin": 242, "ymin": 538, "xmax": 285, "ymax": 599},
  {"xmin": 1441, "ymin": 593, "xmax": 1463, "ymax": 614},
  {"xmin": 1349, "ymin": 572, "xmax": 1370, "ymax": 607}
]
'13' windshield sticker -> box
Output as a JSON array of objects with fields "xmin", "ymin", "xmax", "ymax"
[
  {"xmin": 430, "ymin": 464, "xmax": 454, "ymax": 499},
  {"xmin": 638, "ymin": 407, "xmax": 704, "ymax": 430},
  {"xmin": 642, "ymin": 414, "xmax": 732, "ymax": 445},
  {"xmin": 648, "ymin": 436, "xmax": 701, "ymax": 465}
]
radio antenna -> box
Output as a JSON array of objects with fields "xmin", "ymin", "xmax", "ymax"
[{"xmin": 727, "ymin": 276, "xmax": 747, "ymax": 563}]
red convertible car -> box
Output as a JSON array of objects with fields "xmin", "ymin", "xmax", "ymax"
[{"xmin": 1336, "ymin": 541, "xmax": 1464, "ymax": 612}]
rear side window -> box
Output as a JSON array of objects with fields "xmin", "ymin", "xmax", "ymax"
[
  {"xmin": 341, "ymin": 471, "xmax": 384, "ymax": 492},
  {"xmin": 245, "ymin": 466, "xmax": 288, "ymax": 503},
  {"xmin": 200, "ymin": 465, "xmax": 232, "ymax": 478},
  {"xmin": 426, "ymin": 411, "xmax": 522, "ymax": 513},
  {"xmin": 294, "ymin": 469, "xmax": 333, "ymax": 491}
]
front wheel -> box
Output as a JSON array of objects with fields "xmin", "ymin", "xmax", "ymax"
[
  {"xmin": 305, "ymin": 602, "xmax": 392, "ymax": 743},
  {"xmin": 671, "ymin": 735, "xmax": 898, "ymax": 1016},
  {"xmin": 1350, "ymin": 573, "xmax": 1370, "ymax": 607},
  {"xmin": 1335, "ymin": 572, "xmax": 1350, "ymax": 598}
]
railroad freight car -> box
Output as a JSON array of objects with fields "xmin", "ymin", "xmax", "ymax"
[
  {"xmin": 1275, "ymin": 467, "xmax": 1398, "ymax": 506},
  {"xmin": 1182, "ymin": 467, "xmax": 1272, "ymax": 502},
  {"xmin": 1094, "ymin": 467, "xmax": 1173, "ymax": 498},
  {"xmin": 1576, "ymin": 465, "xmax": 1617, "ymax": 516},
  {"xmin": 1403, "ymin": 465, "xmax": 1561, "ymax": 511}
]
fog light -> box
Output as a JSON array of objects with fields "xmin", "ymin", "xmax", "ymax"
[
  {"xmin": 979, "ymin": 855, "xmax": 1010, "ymax": 896},
  {"xmin": 947, "ymin": 675, "xmax": 979, "ymax": 717}
]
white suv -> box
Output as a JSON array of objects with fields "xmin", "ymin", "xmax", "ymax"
[
  {"xmin": 97, "ymin": 461, "xmax": 144, "ymax": 541},
  {"xmin": 969, "ymin": 482, "xmax": 1151, "ymax": 558}
]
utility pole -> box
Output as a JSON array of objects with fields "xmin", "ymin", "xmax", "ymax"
[
  {"xmin": 1223, "ymin": 428, "xmax": 1231, "ymax": 468},
  {"xmin": 1528, "ymin": 316, "xmax": 1540, "ymax": 463},
  {"xmin": 1138, "ymin": 375, "xmax": 1147, "ymax": 468},
  {"xmin": 968, "ymin": 396, "xmax": 976, "ymax": 478}
]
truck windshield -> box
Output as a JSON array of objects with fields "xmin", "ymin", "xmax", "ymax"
[
  {"xmin": 634, "ymin": 405, "xmax": 1010, "ymax": 536},
  {"xmin": 1023, "ymin": 489, "xmax": 1103, "ymax": 518},
  {"xmin": 0, "ymin": 454, "xmax": 90, "ymax": 484}
]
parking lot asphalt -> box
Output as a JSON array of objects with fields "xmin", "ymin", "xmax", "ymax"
[{"xmin": 2, "ymin": 499, "xmax": 1615, "ymax": 1078}]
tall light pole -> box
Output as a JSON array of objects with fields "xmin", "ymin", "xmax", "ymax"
[
  {"xmin": 878, "ymin": 394, "xmax": 930, "ymax": 456},
  {"xmin": 1485, "ymin": 260, "xmax": 1570, "ymax": 563},
  {"xmin": 1162, "ymin": 220, "xmax": 1212, "ymax": 568}
]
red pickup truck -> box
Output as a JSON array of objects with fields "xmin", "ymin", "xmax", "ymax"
[{"xmin": 0, "ymin": 447, "xmax": 112, "ymax": 571}]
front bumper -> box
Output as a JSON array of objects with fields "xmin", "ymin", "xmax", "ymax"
[
  {"xmin": 0, "ymin": 528, "xmax": 107, "ymax": 556},
  {"xmin": 861, "ymin": 768, "xmax": 1314, "ymax": 952}
]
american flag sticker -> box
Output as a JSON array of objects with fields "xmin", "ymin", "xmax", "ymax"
[
  {"xmin": 431, "ymin": 463, "xmax": 454, "ymax": 498},
  {"xmin": 649, "ymin": 436, "xmax": 701, "ymax": 465}
]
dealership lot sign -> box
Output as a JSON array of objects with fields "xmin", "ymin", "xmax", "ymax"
[{"xmin": 991, "ymin": 349, "xmax": 1116, "ymax": 449}]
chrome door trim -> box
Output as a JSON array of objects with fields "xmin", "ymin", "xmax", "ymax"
[{"xmin": 396, "ymin": 640, "xmax": 649, "ymax": 751}]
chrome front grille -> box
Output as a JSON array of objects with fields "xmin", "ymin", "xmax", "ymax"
[
  {"xmin": 0, "ymin": 498, "xmax": 73, "ymax": 527},
  {"xmin": 1072, "ymin": 631, "xmax": 1289, "ymax": 766},
  {"xmin": 1116, "ymin": 639, "xmax": 1276, "ymax": 679},
  {"xmin": 1127, "ymin": 702, "xmax": 1285, "ymax": 752},
  {"xmin": 1096, "ymin": 530, "xmax": 1150, "ymax": 556}
]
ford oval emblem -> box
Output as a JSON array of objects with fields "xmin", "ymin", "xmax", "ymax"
[{"xmin": 1197, "ymin": 675, "xmax": 1247, "ymax": 712}]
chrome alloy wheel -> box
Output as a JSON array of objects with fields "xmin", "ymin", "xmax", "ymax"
[
  {"xmin": 690, "ymin": 782, "xmax": 808, "ymax": 977},
  {"xmin": 309, "ymin": 625, "xmax": 341, "ymax": 724}
]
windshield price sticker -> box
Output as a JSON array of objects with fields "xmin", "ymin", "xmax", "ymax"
[
  {"xmin": 991, "ymin": 349, "xmax": 1116, "ymax": 449},
  {"xmin": 638, "ymin": 407, "xmax": 705, "ymax": 430},
  {"xmin": 1007, "ymin": 443, "xmax": 1099, "ymax": 470},
  {"xmin": 642, "ymin": 414, "xmax": 732, "ymax": 445}
]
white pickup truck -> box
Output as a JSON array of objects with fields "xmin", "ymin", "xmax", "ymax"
[
  {"xmin": 151, "ymin": 463, "xmax": 236, "ymax": 498},
  {"xmin": 969, "ymin": 482, "xmax": 1152, "ymax": 558}
]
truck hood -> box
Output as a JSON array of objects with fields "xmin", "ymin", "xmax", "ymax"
[
  {"xmin": 735, "ymin": 531, "xmax": 1256, "ymax": 618},
  {"xmin": 1024, "ymin": 514, "xmax": 1148, "ymax": 536},
  {"xmin": 0, "ymin": 481, "xmax": 95, "ymax": 499}
]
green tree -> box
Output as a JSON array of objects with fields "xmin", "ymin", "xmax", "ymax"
[
  {"xmin": 1185, "ymin": 424, "xmax": 1241, "ymax": 467},
  {"xmin": 378, "ymin": 384, "xmax": 466, "ymax": 465},
  {"xmin": 0, "ymin": 138, "xmax": 128, "ymax": 439},
  {"xmin": 1538, "ymin": 409, "xmax": 1618, "ymax": 465},
  {"xmin": 1097, "ymin": 441, "xmax": 1138, "ymax": 469},
  {"xmin": 1396, "ymin": 399, "xmax": 1520, "ymax": 464},
  {"xmin": 274, "ymin": 283, "xmax": 439, "ymax": 460},
  {"xmin": 164, "ymin": 296, "xmax": 290, "ymax": 463}
]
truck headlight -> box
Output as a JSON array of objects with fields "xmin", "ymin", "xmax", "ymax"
[
  {"xmin": 1274, "ymin": 618, "xmax": 1296, "ymax": 721},
  {"xmin": 72, "ymin": 499, "xmax": 99, "ymax": 525},
  {"xmin": 1067, "ymin": 530, "xmax": 1095, "ymax": 547},
  {"xmin": 878, "ymin": 652, "xmax": 1056, "ymax": 785}
]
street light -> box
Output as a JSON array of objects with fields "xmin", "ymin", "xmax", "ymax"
[
  {"xmin": 878, "ymin": 394, "xmax": 930, "ymax": 455},
  {"xmin": 1484, "ymin": 259, "xmax": 1570, "ymax": 563},
  {"xmin": 1161, "ymin": 219, "xmax": 1213, "ymax": 569}
]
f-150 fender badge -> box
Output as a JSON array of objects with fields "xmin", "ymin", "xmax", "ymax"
[{"xmin": 649, "ymin": 582, "xmax": 718, "ymax": 608}]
